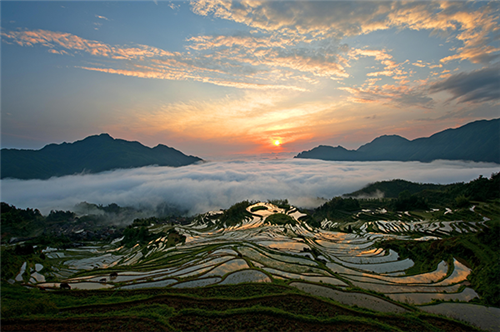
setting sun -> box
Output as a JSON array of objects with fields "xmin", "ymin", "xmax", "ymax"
[{"xmin": 274, "ymin": 140, "xmax": 281, "ymax": 146}]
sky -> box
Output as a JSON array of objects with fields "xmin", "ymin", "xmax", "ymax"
[{"xmin": 1, "ymin": 0, "xmax": 500, "ymax": 159}]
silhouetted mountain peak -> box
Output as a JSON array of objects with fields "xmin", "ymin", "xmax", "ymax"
[
  {"xmin": 318, "ymin": 145, "xmax": 349, "ymax": 151},
  {"xmin": 372, "ymin": 134, "xmax": 408, "ymax": 142},
  {"xmin": 83, "ymin": 133, "xmax": 114, "ymax": 141},
  {"xmin": 154, "ymin": 144, "xmax": 173, "ymax": 150},
  {"xmin": 295, "ymin": 118, "xmax": 499, "ymax": 163},
  {"xmin": 295, "ymin": 144, "xmax": 356, "ymax": 161},
  {"xmin": 1, "ymin": 134, "xmax": 203, "ymax": 179},
  {"xmin": 364, "ymin": 135, "xmax": 409, "ymax": 146},
  {"xmin": 357, "ymin": 134, "xmax": 410, "ymax": 153}
]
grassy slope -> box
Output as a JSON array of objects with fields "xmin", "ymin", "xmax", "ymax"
[{"xmin": 1, "ymin": 282, "xmax": 483, "ymax": 332}]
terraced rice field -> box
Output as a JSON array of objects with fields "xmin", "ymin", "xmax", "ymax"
[{"xmin": 13, "ymin": 202, "xmax": 495, "ymax": 331}]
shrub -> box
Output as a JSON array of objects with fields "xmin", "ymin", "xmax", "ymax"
[{"xmin": 266, "ymin": 213, "xmax": 295, "ymax": 225}]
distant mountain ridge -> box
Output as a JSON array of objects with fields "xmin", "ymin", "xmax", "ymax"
[
  {"xmin": 295, "ymin": 118, "xmax": 500, "ymax": 163},
  {"xmin": 1, "ymin": 133, "xmax": 202, "ymax": 179}
]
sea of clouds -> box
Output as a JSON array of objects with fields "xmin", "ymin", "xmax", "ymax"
[{"xmin": 2, "ymin": 159, "xmax": 499, "ymax": 216}]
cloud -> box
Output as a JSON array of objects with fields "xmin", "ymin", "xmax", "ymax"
[
  {"xmin": 347, "ymin": 48, "xmax": 409, "ymax": 80},
  {"xmin": 78, "ymin": 66, "xmax": 306, "ymax": 91},
  {"xmin": 349, "ymin": 49, "xmax": 392, "ymax": 62},
  {"xmin": 429, "ymin": 67, "xmax": 500, "ymax": 103},
  {"xmin": 48, "ymin": 49, "xmax": 69, "ymax": 55},
  {"xmin": 185, "ymin": 1, "xmax": 500, "ymax": 100},
  {"xmin": 0, "ymin": 29, "xmax": 173, "ymax": 59},
  {"xmin": 245, "ymin": 48, "xmax": 349, "ymax": 79},
  {"xmin": 102, "ymin": 88, "xmax": 328, "ymax": 153},
  {"xmin": 4, "ymin": 1, "xmax": 498, "ymax": 95},
  {"xmin": 340, "ymin": 83, "xmax": 433, "ymax": 108},
  {"xmin": 186, "ymin": 33, "xmax": 294, "ymax": 51},
  {"xmin": 185, "ymin": 33, "xmax": 349, "ymax": 79},
  {"xmin": 101, "ymin": 86, "xmax": 380, "ymax": 157},
  {"xmin": 3, "ymin": 0, "xmax": 498, "ymax": 136},
  {"xmin": 366, "ymin": 70, "xmax": 395, "ymax": 78},
  {"xmin": 190, "ymin": 1, "xmax": 391, "ymax": 38},
  {"xmin": 169, "ymin": 2, "xmax": 179, "ymax": 10},
  {"xmin": 191, "ymin": 1, "xmax": 500, "ymax": 65},
  {"xmin": 1, "ymin": 28, "xmax": 313, "ymax": 90},
  {"xmin": 2, "ymin": 160, "xmax": 497, "ymax": 216}
]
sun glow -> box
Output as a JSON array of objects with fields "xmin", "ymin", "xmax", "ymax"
[{"xmin": 274, "ymin": 140, "xmax": 281, "ymax": 146}]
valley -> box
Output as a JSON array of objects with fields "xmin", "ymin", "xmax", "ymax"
[{"xmin": 2, "ymin": 174, "xmax": 499, "ymax": 331}]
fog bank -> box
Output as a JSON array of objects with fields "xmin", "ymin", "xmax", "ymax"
[{"xmin": 2, "ymin": 159, "xmax": 498, "ymax": 215}]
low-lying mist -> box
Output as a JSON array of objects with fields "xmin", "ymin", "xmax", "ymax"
[{"xmin": 2, "ymin": 159, "xmax": 498, "ymax": 216}]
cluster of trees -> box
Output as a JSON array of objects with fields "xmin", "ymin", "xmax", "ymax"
[
  {"xmin": 1, "ymin": 203, "xmax": 42, "ymax": 220},
  {"xmin": 347, "ymin": 180, "xmax": 444, "ymax": 198},
  {"xmin": 294, "ymin": 173, "xmax": 499, "ymax": 227},
  {"xmin": 121, "ymin": 226, "xmax": 185, "ymax": 248},
  {"xmin": 1, "ymin": 202, "xmax": 126, "ymax": 245},
  {"xmin": 308, "ymin": 197, "xmax": 360, "ymax": 226},
  {"xmin": 1, "ymin": 203, "xmax": 45, "ymax": 238},
  {"xmin": 448, "ymin": 173, "xmax": 499, "ymax": 203},
  {"xmin": 348, "ymin": 173, "xmax": 499, "ymax": 209},
  {"xmin": 217, "ymin": 199, "xmax": 290, "ymax": 227},
  {"xmin": 267, "ymin": 199, "xmax": 291, "ymax": 210},
  {"xmin": 266, "ymin": 213, "xmax": 295, "ymax": 226},
  {"xmin": 321, "ymin": 197, "xmax": 360, "ymax": 212},
  {"xmin": 122, "ymin": 226, "xmax": 151, "ymax": 247},
  {"xmin": 218, "ymin": 201, "xmax": 252, "ymax": 227},
  {"xmin": 131, "ymin": 216, "xmax": 170, "ymax": 227},
  {"xmin": 45, "ymin": 210, "xmax": 76, "ymax": 222},
  {"xmin": 392, "ymin": 190, "xmax": 429, "ymax": 211}
]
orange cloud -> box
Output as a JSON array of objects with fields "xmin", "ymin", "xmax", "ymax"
[
  {"xmin": 366, "ymin": 71, "xmax": 394, "ymax": 77},
  {"xmin": 2, "ymin": 28, "xmax": 313, "ymax": 90},
  {"xmin": 349, "ymin": 49, "xmax": 392, "ymax": 61},
  {"xmin": 191, "ymin": 1, "xmax": 499, "ymax": 65},
  {"xmin": 412, "ymin": 62, "xmax": 426, "ymax": 68},
  {"xmin": 1, "ymin": 29, "xmax": 173, "ymax": 59},
  {"xmin": 186, "ymin": 34, "xmax": 299, "ymax": 51},
  {"xmin": 339, "ymin": 82, "xmax": 433, "ymax": 108},
  {"xmin": 79, "ymin": 66, "xmax": 306, "ymax": 91}
]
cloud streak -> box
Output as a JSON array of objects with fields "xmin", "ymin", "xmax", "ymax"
[
  {"xmin": 339, "ymin": 83, "xmax": 433, "ymax": 108},
  {"xmin": 0, "ymin": 29, "xmax": 307, "ymax": 91},
  {"xmin": 2, "ymin": 159, "xmax": 497, "ymax": 216},
  {"xmin": 429, "ymin": 67, "xmax": 500, "ymax": 103},
  {"xmin": 0, "ymin": 29, "xmax": 174, "ymax": 59}
]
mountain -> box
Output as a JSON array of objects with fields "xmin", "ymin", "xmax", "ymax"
[
  {"xmin": 295, "ymin": 118, "xmax": 500, "ymax": 163},
  {"xmin": 1, "ymin": 133, "xmax": 203, "ymax": 179}
]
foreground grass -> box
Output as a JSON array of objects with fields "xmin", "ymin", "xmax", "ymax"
[{"xmin": 1, "ymin": 281, "xmax": 484, "ymax": 332}]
